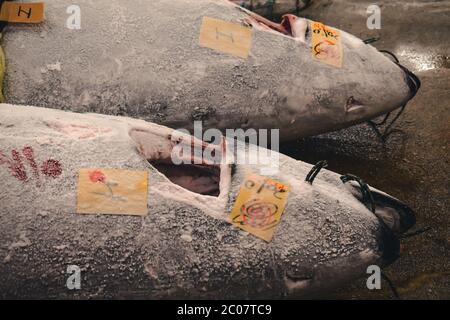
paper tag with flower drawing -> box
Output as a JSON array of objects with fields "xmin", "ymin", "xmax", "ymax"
[
  {"xmin": 199, "ymin": 16, "xmax": 252, "ymax": 59},
  {"xmin": 229, "ymin": 174, "xmax": 291, "ymax": 242},
  {"xmin": 311, "ymin": 21, "xmax": 343, "ymax": 68},
  {"xmin": 77, "ymin": 169, "xmax": 148, "ymax": 216}
]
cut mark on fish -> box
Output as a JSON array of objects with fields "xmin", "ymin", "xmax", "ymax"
[
  {"xmin": 149, "ymin": 162, "xmax": 221, "ymax": 197},
  {"xmin": 311, "ymin": 21, "xmax": 343, "ymax": 68},
  {"xmin": 131, "ymin": 126, "xmax": 225, "ymax": 196},
  {"xmin": 229, "ymin": 174, "xmax": 291, "ymax": 242},
  {"xmin": 129, "ymin": 127, "xmax": 232, "ymax": 220},
  {"xmin": 76, "ymin": 169, "xmax": 148, "ymax": 216},
  {"xmin": 199, "ymin": 16, "xmax": 252, "ymax": 59},
  {"xmin": 45, "ymin": 120, "xmax": 113, "ymax": 140},
  {"xmin": 0, "ymin": 2, "xmax": 44, "ymax": 23}
]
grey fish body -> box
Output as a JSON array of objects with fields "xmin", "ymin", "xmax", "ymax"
[
  {"xmin": 2, "ymin": 0, "xmax": 417, "ymax": 141},
  {"xmin": 0, "ymin": 104, "xmax": 414, "ymax": 298}
]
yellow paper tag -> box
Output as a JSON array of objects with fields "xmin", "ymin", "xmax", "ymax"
[
  {"xmin": 199, "ymin": 16, "xmax": 252, "ymax": 59},
  {"xmin": 311, "ymin": 21, "xmax": 343, "ymax": 68},
  {"xmin": 0, "ymin": 2, "xmax": 44, "ymax": 23},
  {"xmin": 77, "ymin": 169, "xmax": 148, "ymax": 216},
  {"xmin": 229, "ymin": 174, "xmax": 291, "ymax": 242}
]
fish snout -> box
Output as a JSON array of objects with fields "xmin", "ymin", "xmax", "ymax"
[
  {"xmin": 379, "ymin": 51, "xmax": 422, "ymax": 113},
  {"xmin": 372, "ymin": 192, "xmax": 416, "ymax": 265},
  {"xmin": 367, "ymin": 189, "xmax": 416, "ymax": 265},
  {"xmin": 378, "ymin": 223, "xmax": 401, "ymax": 265},
  {"xmin": 370, "ymin": 189, "xmax": 417, "ymax": 236},
  {"xmin": 397, "ymin": 62, "xmax": 421, "ymax": 100},
  {"xmin": 343, "ymin": 177, "xmax": 417, "ymax": 236},
  {"xmin": 377, "ymin": 50, "xmax": 421, "ymax": 100},
  {"xmin": 342, "ymin": 44, "xmax": 422, "ymax": 121},
  {"xmin": 342, "ymin": 178, "xmax": 416, "ymax": 265}
]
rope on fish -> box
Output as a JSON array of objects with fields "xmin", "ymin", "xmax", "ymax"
[
  {"xmin": 305, "ymin": 160, "xmax": 328, "ymax": 184},
  {"xmin": 363, "ymin": 37, "xmax": 380, "ymax": 44},
  {"xmin": 340, "ymin": 174, "xmax": 375, "ymax": 213},
  {"xmin": 367, "ymin": 49, "xmax": 421, "ymax": 142},
  {"xmin": 397, "ymin": 62, "xmax": 422, "ymax": 94},
  {"xmin": 340, "ymin": 174, "xmax": 403, "ymax": 300},
  {"xmin": 378, "ymin": 49, "xmax": 422, "ymax": 94},
  {"xmin": 400, "ymin": 225, "xmax": 432, "ymax": 239},
  {"xmin": 367, "ymin": 104, "xmax": 407, "ymax": 142},
  {"xmin": 379, "ymin": 49, "xmax": 400, "ymax": 63}
]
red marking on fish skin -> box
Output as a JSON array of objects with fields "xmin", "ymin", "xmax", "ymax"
[
  {"xmin": 22, "ymin": 146, "xmax": 40, "ymax": 183},
  {"xmin": 1, "ymin": 146, "xmax": 63, "ymax": 183},
  {"xmin": 0, "ymin": 149, "xmax": 28, "ymax": 182},
  {"xmin": 41, "ymin": 159, "xmax": 63, "ymax": 178}
]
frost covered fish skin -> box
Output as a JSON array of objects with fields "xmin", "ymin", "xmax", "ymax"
[
  {"xmin": 2, "ymin": 0, "xmax": 419, "ymax": 141},
  {"xmin": 0, "ymin": 104, "xmax": 415, "ymax": 299}
]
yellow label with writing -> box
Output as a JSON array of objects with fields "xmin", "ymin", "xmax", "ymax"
[
  {"xmin": 311, "ymin": 21, "xmax": 343, "ymax": 68},
  {"xmin": 77, "ymin": 169, "xmax": 148, "ymax": 216},
  {"xmin": 0, "ymin": 2, "xmax": 44, "ymax": 23},
  {"xmin": 199, "ymin": 16, "xmax": 252, "ymax": 59},
  {"xmin": 229, "ymin": 174, "xmax": 291, "ymax": 242}
]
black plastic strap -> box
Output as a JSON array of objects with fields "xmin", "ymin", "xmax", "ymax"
[
  {"xmin": 305, "ymin": 160, "xmax": 328, "ymax": 184},
  {"xmin": 340, "ymin": 174, "xmax": 376, "ymax": 213}
]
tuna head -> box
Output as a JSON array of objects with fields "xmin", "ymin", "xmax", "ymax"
[
  {"xmin": 243, "ymin": 13, "xmax": 421, "ymax": 140},
  {"xmin": 0, "ymin": 104, "xmax": 415, "ymax": 298},
  {"xmin": 234, "ymin": 145, "xmax": 417, "ymax": 296},
  {"xmin": 229, "ymin": 0, "xmax": 311, "ymax": 18},
  {"xmin": 282, "ymin": 174, "xmax": 416, "ymax": 296}
]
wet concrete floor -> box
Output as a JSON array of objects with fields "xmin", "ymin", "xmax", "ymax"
[{"xmin": 279, "ymin": 0, "xmax": 450, "ymax": 299}]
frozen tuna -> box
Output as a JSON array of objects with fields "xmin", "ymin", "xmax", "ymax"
[
  {"xmin": 0, "ymin": 104, "xmax": 416, "ymax": 298},
  {"xmin": 1, "ymin": 0, "xmax": 420, "ymax": 141}
]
